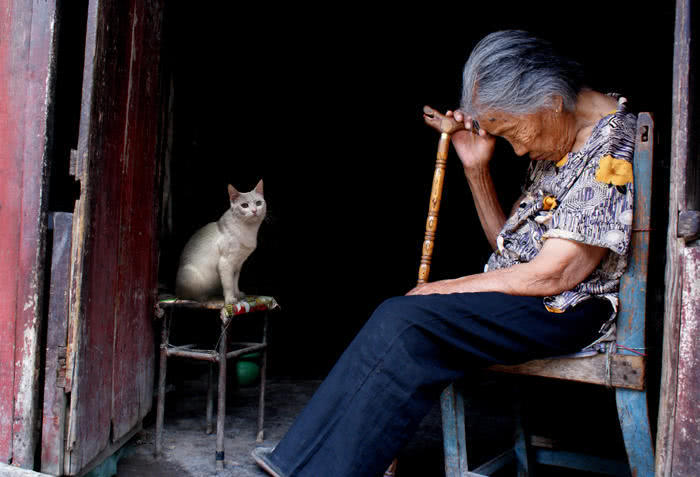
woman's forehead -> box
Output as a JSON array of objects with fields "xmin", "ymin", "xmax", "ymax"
[
  {"xmin": 477, "ymin": 110, "xmax": 542, "ymax": 135},
  {"xmin": 477, "ymin": 111, "xmax": 519, "ymax": 134}
]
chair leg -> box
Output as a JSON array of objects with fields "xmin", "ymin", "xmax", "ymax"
[
  {"xmin": 441, "ymin": 383, "xmax": 468, "ymax": 477},
  {"xmin": 256, "ymin": 313, "xmax": 269, "ymax": 443},
  {"xmin": 206, "ymin": 363, "xmax": 215, "ymax": 435},
  {"xmin": 155, "ymin": 311, "xmax": 170, "ymax": 457},
  {"xmin": 216, "ymin": 318, "xmax": 228, "ymax": 470},
  {"xmin": 615, "ymin": 388, "xmax": 654, "ymax": 477},
  {"xmin": 512, "ymin": 393, "xmax": 534, "ymax": 477}
]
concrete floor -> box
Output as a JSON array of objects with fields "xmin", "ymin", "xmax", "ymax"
[
  {"xmin": 116, "ymin": 371, "xmax": 446, "ymax": 477},
  {"xmin": 114, "ymin": 367, "xmax": 618, "ymax": 477}
]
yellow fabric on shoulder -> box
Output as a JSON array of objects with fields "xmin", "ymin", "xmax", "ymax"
[{"xmin": 595, "ymin": 155, "xmax": 633, "ymax": 186}]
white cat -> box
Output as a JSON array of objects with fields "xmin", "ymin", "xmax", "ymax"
[{"xmin": 175, "ymin": 180, "xmax": 266, "ymax": 305}]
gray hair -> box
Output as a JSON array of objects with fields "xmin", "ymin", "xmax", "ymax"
[{"xmin": 460, "ymin": 30, "xmax": 585, "ymax": 119}]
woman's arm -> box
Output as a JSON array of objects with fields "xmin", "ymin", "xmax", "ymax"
[
  {"xmin": 448, "ymin": 111, "xmax": 505, "ymax": 250},
  {"xmin": 406, "ymin": 238, "xmax": 609, "ymax": 297},
  {"xmin": 463, "ymin": 164, "xmax": 507, "ymax": 250}
]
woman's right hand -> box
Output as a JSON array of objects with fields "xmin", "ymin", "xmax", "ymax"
[{"xmin": 449, "ymin": 110, "xmax": 496, "ymax": 172}]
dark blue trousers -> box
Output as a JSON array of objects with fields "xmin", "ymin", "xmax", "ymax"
[{"xmin": 267, "ymin": 292, "xmax": 611, "ymax": 477}]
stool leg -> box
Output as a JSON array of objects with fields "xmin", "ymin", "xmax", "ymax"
[
  {"xmin": 216, "ymin": 318, "xmax": 228, "ymax": 469},
  {"xmin": 256, "ymin": 313, "xmax": 269, "ymax": 443},
  {"xmin": 155, "ymin": 311, "xmax": 170, "ymax": 457},
  {"xmin": 206, "ymin": 363, "xmax": 215, "ymax": 435}
]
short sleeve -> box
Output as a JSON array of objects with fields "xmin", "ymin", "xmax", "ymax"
[{"xmin": 543, "ymin": 147, "xmax": 635, "ymax": 256}]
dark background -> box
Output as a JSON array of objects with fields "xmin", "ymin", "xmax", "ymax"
[{"xmin": 159, "ymin": 2, "xmax": 675, "ymax": 382}]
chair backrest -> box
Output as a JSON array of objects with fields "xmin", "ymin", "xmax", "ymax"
[{"xmin": 616, "ymin": 112, "xmax": 654, "ymax": 356}]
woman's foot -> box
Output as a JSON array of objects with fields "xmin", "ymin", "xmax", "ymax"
[{"xmin": 251, "ymin": 447, "xmax": 284, "ymax": 477}]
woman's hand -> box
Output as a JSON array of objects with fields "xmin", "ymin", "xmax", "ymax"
[
  {"xmin": 449, "ymin": 111, "xmax": 496, "ymax": 172},
  {"xmin": 406, "ymin": 280, "xmax": 459, "ymax": 296}
]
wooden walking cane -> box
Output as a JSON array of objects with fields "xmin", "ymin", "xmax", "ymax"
[{"xmin": 383, "ymin": 106, "xmax": 470, "ymax": 477}]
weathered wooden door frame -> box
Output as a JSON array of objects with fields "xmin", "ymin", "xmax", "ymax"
[
  {"xmin": 0, "ymin": 0, "xmax": 58, "ymax": 470},
  {"xmin": 656, "ymin": 0, "xmax": 699, "ymax": 475},
  {"xmin": 16, "ymin": 0, "xmax": 167, "ymax": 475},
  {"xmin": 52, "ymin": 0, "xmax": 166, "ymax": 475}
]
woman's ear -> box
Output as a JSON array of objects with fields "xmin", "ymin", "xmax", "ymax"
[{"xmin": 552, "ymin": 95, "xmax": 564, "ymax": 113}]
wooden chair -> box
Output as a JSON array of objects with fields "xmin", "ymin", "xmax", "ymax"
[
  {"xmin": 154, "ymin": 295, "xmax": 279, "ymax": 469},
  {"xmin": 440, "ymin": 113, "xmax": 655, "ymax": 477}
]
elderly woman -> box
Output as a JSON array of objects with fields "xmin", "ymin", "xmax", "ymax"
[{"xmin": 254, "ymin": 30, "xmax": 636, "ymax": 477}]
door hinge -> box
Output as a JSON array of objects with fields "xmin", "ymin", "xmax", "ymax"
[
  {"xmin": 678, "ymin": 210, "xmax": 700, "ymax": 241},
  {"xmin": 56, "ymin": 346, "xmax": 69, "ymax": 391}
]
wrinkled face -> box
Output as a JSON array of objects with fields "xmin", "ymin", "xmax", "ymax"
[
  {"xmin": 478, "ymin": 108, "xmax": 577, "ymax": 162},
  {"xmin": 232, "ymin": 192, "xmax": 266, "ymax": 221}
]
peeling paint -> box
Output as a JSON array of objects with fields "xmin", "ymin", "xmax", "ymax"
[{"xmin": 673, "ymin": 247, "xmax": 700, "ymax": 472}]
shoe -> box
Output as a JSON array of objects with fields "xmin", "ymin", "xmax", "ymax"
[{"xmin": 252, "ymin": 447, "xmax": 285, "ymax": 477}]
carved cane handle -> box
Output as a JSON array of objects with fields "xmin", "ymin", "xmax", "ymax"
[{"xmin": 423, "ymin": 105, "xmax": 467, "ymax": 135}]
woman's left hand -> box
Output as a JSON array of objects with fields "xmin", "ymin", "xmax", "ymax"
[{"xmin": 406, "ymin": 280, "xmax": 458, "ymax": 296}]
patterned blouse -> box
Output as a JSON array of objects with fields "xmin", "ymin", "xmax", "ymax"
[{"xmin": 485, "ymin": 97, "xmax": 637, "ymax": 328}]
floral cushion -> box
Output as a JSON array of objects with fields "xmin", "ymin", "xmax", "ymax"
[{"xmin": 157, "ymin": 295, "xmax": 280, "ymax": 318}]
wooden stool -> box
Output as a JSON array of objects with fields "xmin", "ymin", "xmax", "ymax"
[{"xmin": 154, "ymin": 295, "xmax": 279, "ymax": 469}]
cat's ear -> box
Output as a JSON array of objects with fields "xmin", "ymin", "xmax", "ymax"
[
  {"xmin": 228, "ymin": 184, "xmax": 240, "ymax": 202},
  {"xmin": 254, "ymin": 179, "xmax": 264, "ymax": 196}
]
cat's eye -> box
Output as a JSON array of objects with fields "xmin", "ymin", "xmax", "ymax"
[
  {"xmin": 255, "ymin": 201, "xmax": 262, "ymax": 206},
  {"xmin": 241, "ymin": 203, "xmax": 249, "ymax": 208}
]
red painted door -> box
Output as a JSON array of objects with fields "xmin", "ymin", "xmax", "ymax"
[
  {"xmin": 39, "ymin": 0, "xmax": 166, "ymax": 474},
  {"xmin": 0, "ymin": 0, "xmax": 57, "ymax": 469}
]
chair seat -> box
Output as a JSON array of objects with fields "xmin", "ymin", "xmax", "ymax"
[
  {"xmin": 157, "ymin": 294, "xmax": 280, "ymax": 316},
  {"xmin": 486, "ymin": 352, "xmax": 645, "ymax": 390}
]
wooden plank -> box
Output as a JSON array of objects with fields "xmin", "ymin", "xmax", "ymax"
[
  {"xmin": 440, "ymin": 384, "xmax": 469, "ymax": 477},
  {"xmin": 533, "ymin": 449, "xmax": 629, "ymax": 476},
  {"xmin": 111, "ymin": 0, "xmax": 163, "ymax": 441},
  {"xmin": 0, "ymin": 0, "xmax": 57, "ymax": 467},
  {"xmin": 12, "ymin": 1, "xmax": 57, "ymax": 465},
  {"xmin": 64, "ymin": 0, "xmax": 164, "ymax": 473},
  {"xmin": 487, "ymin": 354, "xmax": 645, "ymax": 390},
  {"xmin": 0, "ymin": 0, "xmax": 25, "ymax": 462},
  {"xmin": 40, "ymin": 213, "xmax": 73, "ymax": 474},
  {"xmin": 617, "ymin": 113, "xmax": 653, "ymax": 353},
  {"xmin": 613, "ymin": 113, "xmax": 655, "ymax": 477},
  {"xmin": 671, "ymin": 247, "xmax": 700, "ymax": 474},
  {"xmin": 656, "ymin": 0, "xmax": 692, "ymax": 474},
  {"xmin": 615, "ymin": 388, "xmax": 654, "ymax": 476},
  {"xmin": 65, "ymin": 0, "xmax": 127, "ymax": 472}
]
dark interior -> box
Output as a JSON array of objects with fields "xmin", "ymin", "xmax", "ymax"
[{"xmin": 158, "ymin": 2, "xmax": 674, "ymax": 379}]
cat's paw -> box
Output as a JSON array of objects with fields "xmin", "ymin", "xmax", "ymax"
[{"xmin": 224, "ymin": 293, "xmax": 245, "ymax": 305}]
